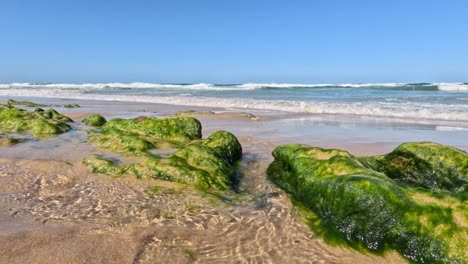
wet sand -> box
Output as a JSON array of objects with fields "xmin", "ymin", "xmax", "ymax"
[{"xmin": 1, "ymin": 97, "xmax": 467, "ymax": 263}]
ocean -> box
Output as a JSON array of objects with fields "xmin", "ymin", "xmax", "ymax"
[{"xmin": 1, "ymin": 82, "xmax": 467, "ymax": 122}]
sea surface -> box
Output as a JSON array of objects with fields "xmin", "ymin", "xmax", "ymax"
[{"xmin": 1, "ymin": 82, "xmax": 467, "ymax": 123}]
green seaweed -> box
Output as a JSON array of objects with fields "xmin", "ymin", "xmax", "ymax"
[
  {"xmin": 61, "ymin": 103, "xmax": 80, "ymax": 108},
  {"xmin": 82, "ymin": 113, "xmax": 107, "ymax": 127},
  {"xmin": 83, "ymin": 116, "xmax": 242, "ymax": 191},
  {"xmin": 7, "ymin": 99, "xmax": 80, "ymax": 108},
  {"xmin": 7, "ymin": 99, "xmax": 46, "ymax": 107},
  {"xmin": 175, "ymin": 110, "xmax": 215, "ymax": 116},
  {"xmin": 267, "ymin": 143, "xmax": 467, "ymax": 263},
  {"xmin": 364, "ymin": 142, "xmax": 468, "ymax": 194},
  {"xmin": 102, "ymin": 116, "xmax": 202, "ymax": 143},
  {"xmin": 0, "ymin": 105, "xmax": 72, "ymax": 137}
]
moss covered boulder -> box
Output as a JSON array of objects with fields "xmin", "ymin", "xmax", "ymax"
[
  {"xmin": 363, "ymin": 142, "xmax": 468, "ymax": 194},
  {"xmin": 7, "ymin": 99, "xmax": 46, "ymax": 107},
  {"xmin": 7, "ymin": 99, "xmax": 80, "ymax": 108},
  {"xmin": 101, "ymin": 116, "xmax": 202, "ymax": 142},
  {"xmin": 0, "ymin": 105, "xmax": 72, "ymax": 137},
  {"xmin": 83, "ymin": 116, "xmax": 242, "ymax": 191},
  {"xmin": 175, "ymin": 110, "xmax": 215, "ymax": 116},
  {"xmin": 82, "ymin": 113, "xmax": 107, "ymax": 127},
  {"xmin": 267, "ymin": 143, "xmax": 467, "ymax": 263}
]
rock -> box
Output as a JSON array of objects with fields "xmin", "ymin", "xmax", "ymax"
[
  {"xmin": 83, "ymin": 116, "xmax": 242, "ymax": 191},
  {"xmin": 175, "ymin": 110, "xmax": 215, "ymax": 116},
  {"xmin": 102, "ymin": 116, "xmax": 202, "ymax": 143},
  {"xmin": 7, "ymin": 99, "xmax": 46, "ymax": 107},
  {"xmin": 6, "ymin": 99, "xmax": 80, "ymax": 108},
  {"xmin": 363, "ymin": 142, "xmax": 468, "ymax": 193},
  {"xmin": 61, "ymin": 103, "xmax": 80, "ymax": 108},
  {"xmin": 267, "ymin": 143, "xmax": 467, "ymax": 263},
  {"xmin": 82, "ymin": 113, "xmax": 107, "ymax": 127},
  {"xmin": 0, "ymin": 105, "xmax": 72, "ymax": 137}
]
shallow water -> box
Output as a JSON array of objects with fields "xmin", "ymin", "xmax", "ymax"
[{"xmin": 1, "ymin": 98, "xmax": 467, "ymax": 263}]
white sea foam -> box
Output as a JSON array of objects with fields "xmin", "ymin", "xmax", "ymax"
[
  {"xmin": 437, "ymin": 83, "xmax": 468, "ymax": 92},
  {"xmin": 0, "ymin": 82, "xmax": 467, "ymax": 91},
  {"xmin": 1, "ymin": 88, "xmax": 467, "ymax": 122},
  {"xmin": 435, "ymin": 126, "xmax": 468, "ymax": 131}
]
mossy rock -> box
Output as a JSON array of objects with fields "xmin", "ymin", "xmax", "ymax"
[
  {"xmin": 267, "ymin": 143, "xmax": 467, "ymax": 263},
  {"xmin": 7, "ymin": 99, "xmax": 46, "ymax": 107},
  {"xmin": 0, "ymin": 105, "xmax": 72, "ymax": 137},
  {"xmin": 7, "ymin": 99, "xmax": 80, "ymax": 108},
  {"xmin": 61, "ymin": 103, "xmax": 80, "ymax": 108},
  {"xmin": 364, "ymin": 142, "xmax": 468, "ymax": 193},
  {"xmin": 102, "ymin": 116, "xmax": 202, "ymax": 143},
  {"xmin": 83, "ymin": 115, "xmax": 242, "ymax": 191},
  {"xmin": 82, "ymin": 113, "xmax": 107, "ymax": 127},
  {"xmin": 175, "ymin": 110, "xmax": 215, "ymax": 116},
  {"xmin": 88, "ymin": 128, "xmax": 154, "ymax": 154}
]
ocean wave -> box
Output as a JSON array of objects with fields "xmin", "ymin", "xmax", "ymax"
[
  {"xmin": 435, "ymin": 126, "xmax": 468, "ymax": 131},
  {"xmin": 436, "ymin": 83, "xmax": 468, "ymax": 92},
  {"xmin": 1, "ymin": 89, "xmax": 467, "ymax": 122},
  {"xmin": 0, "ymin": 82, "xmax": 467, "ymax": 91}
]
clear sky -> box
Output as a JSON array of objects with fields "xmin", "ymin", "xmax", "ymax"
[{"xmin": 1, "ymin": 0, "xmax": 467, "ymax": 84}]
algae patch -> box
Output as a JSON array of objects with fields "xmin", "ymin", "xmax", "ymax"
[
  {"xmin": 267, "ymin": 142, "xmax": 468, "ymax": 263},
  {"xmin": 83, "ymin": 116, "xmax": 242, "ymax": 191},
  {"xmin": 7, "ymin": 98, "xmax": 80, "ymax": 108},
  {"xmin": 368, "ymin": 142, "xmax": 468, "ymax": 194},
  {"xmin": 82, "ymin": 113, "xmax": 107, "ymax": 127},
  {"xmin": 0, "ymin": 104, "xmax": 73, "ymax": 138}
]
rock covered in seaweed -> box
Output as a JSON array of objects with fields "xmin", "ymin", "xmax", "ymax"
[
  {"xmin": 7, "ymin": 99, "xmax": 46, "ymax": 107},
  {"xmin": 0, "ymin": 104, "xmax": 72, "ymax": 137},
  {"xmin": 83, "ymin": 115, "xmax": 242, "ymax": 191},
  {"xmin": 267, "ymin": 143, "xmax": 467, "ymax": 263},
  {"xmin": 82, "ymin": 113, "xmax": 107, "ymax": 127},
  {"xmin": 102, "ymin": 116, "xmax": 202, "ymax": 142},
  {"xmin": 7, "ymin": 99, "xmax": 80, "ymax": 108},
  {"xmin": 363, "ymin": 142, "xmax": 468, "ymax": 193}
]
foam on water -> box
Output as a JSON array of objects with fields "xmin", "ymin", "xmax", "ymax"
[
  {"xmin": 1, "ymin": 82, "xmax": 467, "ymax": 91},
  {"xmin": 437, "ymin": 83, "xmax": 468, "ymax": 92},
  {"xmin": 1, "ymin": 88, "xmax": 467, "ymax": 122}
]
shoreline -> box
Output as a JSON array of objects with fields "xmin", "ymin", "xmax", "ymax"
[{"xmin": 1, "ymin": 96, "xmax": 467, "ymax": 156}]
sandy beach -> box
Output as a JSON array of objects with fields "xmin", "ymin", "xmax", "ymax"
[
  {"xmin": 3, "ymin": 1, "xmax": 468, "ymax": 262},
  {"xmin": 1, "ymin": 97, "xmax": 467, "ymax": 263}
]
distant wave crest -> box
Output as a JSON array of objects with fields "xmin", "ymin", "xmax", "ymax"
[{"xmin": 0, "ymin": 82, "xmax": 467, "ymax": 91}]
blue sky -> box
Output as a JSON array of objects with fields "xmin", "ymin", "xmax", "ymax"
[{"xmin": 0, "ymin": 0, "xmax": 467, "ymax": 84}]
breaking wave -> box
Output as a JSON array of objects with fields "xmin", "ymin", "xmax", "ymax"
[
  {"xmin": 0, "ymin": 88, "xmax": 467, "ymax": 122},
  {"xmin": 0, "ymin": 82, "xmax": 467, "ymax": 91}
]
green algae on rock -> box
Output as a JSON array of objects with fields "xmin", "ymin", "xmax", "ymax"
[
  {"xmin": 175, "ymin": 110, "xmax": 215, "ymax": 116},
  {"xmin": 102, "ymin": 116, "xmax": 202, "ymax": 143},
  {"xmin": 82, "ymin": 113, "xmax": 107, "ymax": 127},
  {"xmin": 83, "ymin": 115, "xmax": 242, "ymax": 191},
  {"xmin": 363, "ymin": 142, "xmax": 468, "ymax": 194},
  {"xmin": 0, "ymin": 105, "xmax": 72, "ymax": 137},
  {"xmin": 61, "ymin": 103, "xmax": 80, "ymax": 108},
  {"xmin": 7, "ymin": 99, "xmax": 80, "ymax": 108},
  {"xmin": 267, "ymin": 143, "xmax": 467, "ymax": 263},
  {"xmin": 7, "ymin": 99, "xmax": 46, "ymax": 107}
]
